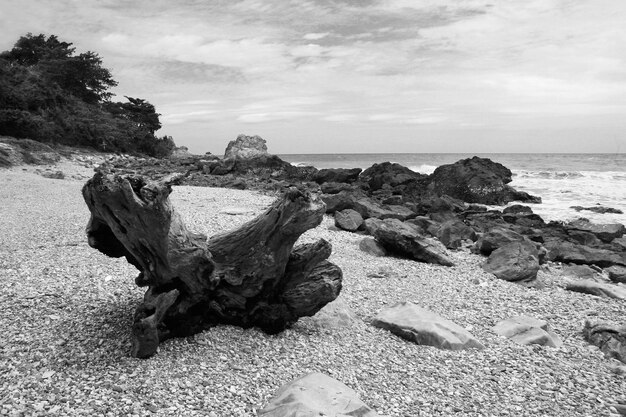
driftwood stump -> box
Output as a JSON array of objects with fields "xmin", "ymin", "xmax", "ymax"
[{"xmin": 82, "ymin": 171, "xmax": 342, "ymax": 358}]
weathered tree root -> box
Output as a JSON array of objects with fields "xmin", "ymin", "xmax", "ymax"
[{"xmin": 82, "ymin": 171, "xmax": 342, "ymax": 358}]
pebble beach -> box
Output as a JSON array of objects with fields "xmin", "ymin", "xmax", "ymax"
[{"xmin": 1, "ymin": 161, "xmax": 625, "ymax": 416}]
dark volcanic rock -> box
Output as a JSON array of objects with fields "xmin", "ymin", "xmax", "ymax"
[
  {"xmin": 571, "ymin": 205, "xmax": 624, "ymax": 214},
  {"xmin": 372, "ymin": 218, "xmax": 454, "ymax": 266},
  {"xmin": 372, "ymin": 302, "xmax": 485, "ymax": 350},
  {"xmin": 566, "ymin": 219, "xmax": 625, "ymax": 243},
  {"xmin": 545, "ymin": 241, "xmax": 625, "ymax": 268},
  {"xmin": 320, "ymin": 182, "xmax": 354, "ymax": 194},
  {"xmin": 436, "ymin": 219, "xmax": 477, "ymax": 249},
  {"xmin": 503, "ymin": 204, "xmax": 534, "ymax": 215},
  {"xmin": 334, "ymin": 209, "xmax": 363, "ymax": 232},
  {"xmin": 360, "ymin": 161, "xmax": 426, "ymax": 191},
  {"xmin": 482, "ymin": 240, "xmax": 540, "ymax": 282},
  {"xmin": 583, "ymin": 321, "xmax": 626, "ymax": 364},
  {"xmin": 426, "ymin": 156, "xmax": 541, "ymax": 205},
  {"xmin": 312, "ymin": 167, "xmax": 362, "ymax": 184},
  {"xmin": 259, "ymin": 372, "xmax": 379, "ymax": 416},
  {"xmin": 473, "ymin": 227, "xmax": 525, "ymax": 256}
]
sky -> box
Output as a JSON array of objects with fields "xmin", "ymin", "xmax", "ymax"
[{"xmin": 1, "ymin": 0, "xmax": 625, "ymax": 155}]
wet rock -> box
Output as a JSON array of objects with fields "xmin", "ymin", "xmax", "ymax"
[
  {"xmin": 334, "ymin": 209, "xmax": 363, "ymax": 232},
  {"xmin": 503, "ymin": 205, "xmax": 534, "ymax": 215},
  {"xmin": 493, "ymin": 316, "xmax": 562, "ymax": 347},
  {"xmin": 259, "ymin": 372, "xmax": 379, "ymax": 416},
  {"xmin": 426, "ymin": 156, "xmax": 541, "ymax": 205},
  {"xmin": 360, "ymin": 161, "xmax": 425, "ymax": 191},
  {"xmin": 545, "ymin": 241, "xmax": 625, "ymax": 268},
  {"xmin": 571, "ymin": 205, "xmax": 623, "ymax": 214},
  {"xmin": 482, "ymin": 240, "xmax": 540, "ymax": 282},
  {"xmin": 372, "ymin": 218, "xmax": 454, "ymax": 266},
  {"xmin": 359, "ymin": 238, "xmax": 387, "ymax": 257},
  {"xmin": 372, "ymin": 302, "xmax": 485, "ymax": 350},
  {"xmin": 566, "ymin": 219, "xmax": 625, "ymax": 243}
]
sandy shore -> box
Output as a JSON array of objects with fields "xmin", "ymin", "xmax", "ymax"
[{"xmin": 1, "ymin": 162, "xmax": 625, "ymax": 416}]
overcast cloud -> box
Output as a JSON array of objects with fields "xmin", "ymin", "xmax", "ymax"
[{"xmin": 1, "ymin": 0, "xmax": 625, "ymax": 154}]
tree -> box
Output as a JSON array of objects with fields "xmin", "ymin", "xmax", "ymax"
[{"xmin": 1, "ymin": 33, "xmax": 117, "ymax": 104}]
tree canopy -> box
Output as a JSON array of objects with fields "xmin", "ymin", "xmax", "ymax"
[{"xmin": 0, "ymin": 33, "xmax": 175, "ymax": 157}]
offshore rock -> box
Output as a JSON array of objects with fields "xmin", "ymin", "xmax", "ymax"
[
  {"xmin": 426, "ymin": 156, "xmax": 541, "ymax": 205},
  {"xmin": 224, "ymin": 134, "xmax": 268, "ymax": 159}
]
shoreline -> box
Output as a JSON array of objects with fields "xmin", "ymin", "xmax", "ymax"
[{"xmin": 1, "ymin": 162, "xmax": 625, "ymax": 416}]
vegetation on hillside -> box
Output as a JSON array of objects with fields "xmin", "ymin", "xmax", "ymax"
[{"xmin": 0, "ymin": 33, "xmax": 175, "ymax": 157}]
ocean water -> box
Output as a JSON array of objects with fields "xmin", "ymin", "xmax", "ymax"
[{"xmin": 279, "ymin": 153, "xmax": 626, "ymax": 226}]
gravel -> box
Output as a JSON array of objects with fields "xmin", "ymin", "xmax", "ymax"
[{"xmin": 1, "ymin": 163, "xmax": 625, "ymax": 416}]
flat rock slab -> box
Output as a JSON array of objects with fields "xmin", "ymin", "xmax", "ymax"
[
  {"xmin": 372, "ymin": 218, "xmax": 455, "ymax": 266},
  {"xmin": 258, "ymin": 372, "xmax": 379, "ymax": 416},
  {"xmin": 566, "ymin": 279, "xmax": 626, "ymax": 300},
  {"xmin": 219, "ymin": 207, "xmax": 255, "ymax": 215},
  {"xmin": 493, "ymin": 316, "xmax": 562, "ymax": 347},
  {"xmin": 372, "ymin": 302, "xmax": 485, "ymax": 350}
]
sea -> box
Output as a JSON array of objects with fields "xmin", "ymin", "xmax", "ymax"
[{"xmin": 279, "ymin": 153, "xmax": 626, "ymax": 226}]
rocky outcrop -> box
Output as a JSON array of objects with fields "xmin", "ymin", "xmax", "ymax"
[
  {"xmin": 0, "ymin": 137, "xmax": 60, "ymax": 167},
  {"xmin": 473, "ymin": 227, "xmax": 525, "ymax": 256},
  {"xmin": 360, "ymin": 161, "xmax": 426, "ymax": 191},
  {"xmin": 583, "ymin": 321, "xmax": 626, "ymax": 364},
  {"xmin": 565, "ymin": 280, "xmax": 626, "ymax": 300},
  {"xmin": 482, "ymin": 240, "xmax": 540, "ymax": 282},
  {"xmin": 334, "ymin": 209, "xmax": 363, "ymax": 232},
  {"xmin": 426, "ymin": 156, "xmax": 541, "ymax": 205},
  {"xmin": 436, "ymin": 219, "xmax": 477, "ymax": 249},
  {"xmin": 372, "ymin": 302, "xmax": 485, "ymax": 350},
  {"xmin": 493, "ymin": 316, "xmax": 562, "ymax": 347},
  {"xmin": 224, "ymin": 134, "xmax": 268, "ymax": 159},
  {"xmin": 371, "ymin": 218, "xmax": 454, "ymax": 266},
  {"xmin": 259, "ymin": 372, "xmax": 379, "ymax": 416},
  {"xmin": 571, "ymin": 205, "xmax": 623, "ymax": 215},
  {"xmin": 312, "ymin": 167, "xmax": 362, "ymax": 184},
  {"xmin": 566, "ymin": 219, "xmax": 625, "ymax": 243}
]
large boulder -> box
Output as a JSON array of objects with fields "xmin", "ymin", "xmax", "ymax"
[
  {"xmin": 493, "ymin": 316, "xmax": 562, "ymax": 347},
  {"xmin": 566, "ymin": 219, "xmax": 625, "ymax": 243},
  {"xmin": 426, "ymin": 156, "xmax": 541, "ymax": 205},
  {"xmin": 224, "ymin": 134, "xmax": 269, "ymax": 159},
  {"xmin": 360, "ymin": 161, "xmax": 426, "ymax": 191},
  {"xmin": 372, "ymin": 218, "xmax": 455, "ymax": 266},
  {"xmin": 545, "ymin": 241, "xmax": 625, "ymax": 268},
  {"xmin": 436, "ymin": 219, "xmax": 477, "ymax": 249},
  {"xmin": 583, "ymin": 321, "xmax": 626, "ymax": 364},
  {"xmin": 565, "ymin": 280, "xmax": 626, "ymax": 300},
  {"xmin": 334, "ymin": 209, "xmax": 363, "ymax": 232},
  {"xmin": 482, "ymin": 240, "xmax": 540, "ymax": 282},
  {"xmin": 473, "ymin": 227, "xmax": 525, "ymax": 256},
  {"xmin": 258, "ymin": 372, "xmax": 379, "ymax": 416},
  {"xmin": 312, "ymin": 168, "xmax": 362, "ymax": 184},
  {"xmin": 372, "ymin": 302, "xmax": 485, "ymax": 350}
]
